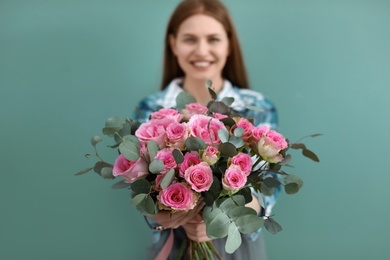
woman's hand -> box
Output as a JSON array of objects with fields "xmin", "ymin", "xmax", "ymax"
[
  {"xmin": 149, "ymin": 200, "xmax": 205, "ymax": 229},
  {"xmin": 182, "ymin": 214, "xmax": 211, "ymax": 242}
]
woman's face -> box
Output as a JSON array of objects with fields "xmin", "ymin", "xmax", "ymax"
[{"xmin": 170, "ymin": 14, "xmax": 229, "ymax": 86}]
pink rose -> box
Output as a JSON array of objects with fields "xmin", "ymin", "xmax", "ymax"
[
  {"xmin": 234, "ymin": 118, "xmax": 255, "ymax": 143},
  {"xmin": 179, "ymin": 151, "xmax": 201, "ymax": 178},
  {"xmin": 184, "ymin": 162, "xmax": 213, "ymax": 192},
  {"xmin": 252, "ymin": 125, "xmax": 269, "ymax": 143},
  {"xmin": 212, "ymin": 112, "xmax": 228, "ymax": 120},
  {"xmin": 158, "ymin": 183, "xmax": 197, "ymax": 211},
  {"xmin": 151, "ymin": 108, "xmax": 183, "ymax": 122},
  {"xmin": 155, "ymin": 148, "xmax": 178, "ymax": 174},
  {"xmin": 135, "ymin": 118, "xmax": 175, "ymax": 148},
  {"xmin": 202, "ymin": 146, "xmax": 220, "ymax": 165},
  {"xmin": 257, "ymin": 130, "xmax": 288, "ymax": 163},
  {"xmin": 231, "ymin": 153, "xmax": 253, "ymax": 176},
  {"xmin": 222, "ymin": 166, "xmax": 247, "ymax": 191},
  {"xmin": 187, "ymin": 114, "xmax": 226, "ymax": 146},
  {"xmin": 112, "ymin": 154, "xmax": 149, "ymax": 183},
  {"xmin": 166, "ymin": 122, "xmax": 189, "ymax": 149},
  {"xmin": 182, "ymin": 103, "xmax": 208, "ymax": 120}
]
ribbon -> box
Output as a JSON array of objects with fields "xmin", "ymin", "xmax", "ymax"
[{"xmin": 155, "ymin": 229, "xmax": 174, "ymax": 260}]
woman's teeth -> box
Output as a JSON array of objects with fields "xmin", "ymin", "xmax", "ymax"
[{"xmin": 193, "ymin": 61, "xmax": 210, "ymax": 67}]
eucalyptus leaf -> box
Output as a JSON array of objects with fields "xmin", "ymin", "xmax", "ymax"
[
  {"xmin": 119, "ymin": 141, "xmax": 140, "ymax": 161},
  {"xmin": 122, "ymin": 135, "xmax": 140, "ymax": 146},
  {"xmin": 263, "ymin": 177, "xmax": 281, "ymax": 188},
  {"xmin": 302, "ymin": 148, "xmax": 320, "ymax": 162},
  {"xmin": 176, "ymin": 92, "xmax": 196, "ymax": 110},
  {"xmin": 105, "ymin": 116, "xmax": 123, "ymax": 127},
  {"xmin": 172, "ymin": 149, "xmax": 184, "ymax": 164},
  {"xmin": 130, "ymin": 179, "xmax": 151, "ymax": 194},
  {"xmin": 140, "ymin": 195, "xmax": 157, "ymax": 216},
  {"xmin": 116, "ymin": 122, "xmax": 131, "ymax": 143},
  {"xmin": 218, "ymin": 128, "xmax": 229, "ymax": 143},
  {"xmin": 149, "ymin": 159, "xmax": 165, "ymax": 174},
  {"xmin": 131, "ymin": 193, "xmax": 148, "ymax": 206},
  {"xmin": 260, "ymin": 182, "xmax": 275, "ymax": 196},
  {"xmin": 225, "ymin": 222, "xmax": 242, "ymax": 254},
  {"xmin": 233, "ymin": 127, "xmax": 244, "ymax": 138},
  {"xmin": 221, "ymin": 118, "xmax": 236, "ymax": 128},
  {"xmin": 75, "ymin": 167, "xmax": 93, "ymax": 176},
  {"xmin": 280, "ymin": 154, "xmax": 292, "ymax": 166},
  {"xmin": 203, "ymin": 206, "xmax": 221, "ymax": 225},
  {"xmin": 93, "ymin": 161, "xmax": 113, "ymax": 175},
  {"xmin": 90, "ymin": 135, "xmax": 102, "ymax": 147},
  {"xmin": 147, "ymin": 141, "xmax": 160, "ymax": 160},
  {"xmin": 264, "ymin": 217, "xmax": 282, "ymax": 234},
  {"xmin": 208, "ymin": 101, "xmax": 229, "ymax": 114},
  {"xmin": 100, "ymin": 167, "xmax": 114, "ymax": 179},
  {"xmin": 206, "ymin": 213, "xmax": 230, "ymax": 238},
  {"xmin": 228, "ymin": 206, "xmax": 257, "ymax": 221},
  {"xmin": 159, "ymin": 169, "xmax": 175, "ymax": 190},
  {"xmin": 185, "ymin": 137, "xmax": 206, "ymax": 151},
  {"xmin": 205, "ymin": 79, "xmax": 213, "ymax": 89},
  {"xmin": 102, "ymin": 126, "xmax": 123, "ymax": 136},
  {"xmin": 290, "ymin": 143, "xmax": 306, "ymax": 150},
  {"xmin": 229, "ymin": 136, "xmax": 244, "ymax": 148},
  {"xmin": 236, "ymin": 215, "xmax": 265, "ymax": 234},
  {"xmin": 221, "ymin": 97, "xmax": 234, "ymax": 107},
  {"xmin": 111, "ymin": 180, "xmax": 131, "ymax": 189},
  {"xmin": 284, "ymin": 183, "xmax": 300, "ymax": 194},
  {"xmin": 283, "ymin": 174, "xmax": 304, "ymax": 194},
  {"xmin": 218, "ymin": 142, "xmax": 238, "ymax": 157}
]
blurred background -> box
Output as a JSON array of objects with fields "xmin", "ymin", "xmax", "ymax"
[{"xmin": 1, "ymin": 0, "xmax": 389, "ymax": 259}]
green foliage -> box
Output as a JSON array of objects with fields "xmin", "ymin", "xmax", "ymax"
[
  {"xmin": 203, "ymin": 194, "xmax": 264, "ymax": 254},
  {"xmin": 159, "ymin": 169, "xmax": 175, "ymax": 190},
  {"xmin": 119, "ymin": 140, "xmax": 139, "ymax": 161},
  {"xmin": 176, "ymin": 92, "xmax": 197, "ymax": 110},
  {"xmin": 185, "ymin": 137, "xmax": 206, "ymax": 151},
  {"xmin": 283, "ymin": 174, "xmax": 304, "ymax": 194},
  {"xmin": 147, "ymin": 141, "xmax": 160, "ymax": 160},
  {"xmin": 111, "ymin": 180, "xmax": 131, "ymax": 189},
  {"xmin": 172, "ymin": 149, "xmax": 184, "ymax": 164},
  {"xmin": 130, "ymin": 179, "xmax": 151, "ymax": 194},
  {"xmin": 90, "ymin": 135, "xmax": 102, "ymax": 147},
  {"xmin": 264, "ymin": 217, "xmax": 282, "ymax": 234},
  {"xmin": 102, "ymin": 116, "xmax": 123, "ymax": 136},
  {"xmin": 218, "ymin": 142, "xmax": 238, "ymax": 157},
  {"xmin": 149, "ymin": 159, "xmax": 164, "ymax": 174}
]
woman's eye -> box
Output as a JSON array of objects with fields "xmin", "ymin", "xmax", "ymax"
[
  {"xmin": 184, "ymin": 38, "xmax": 195, "ymax": 43},
  {"xmin": 209, "ymin": 38, "xmax": 220, "ymax": 43}
]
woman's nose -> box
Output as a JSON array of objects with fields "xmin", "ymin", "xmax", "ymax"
[{"xmin": 194, "ymin": 40, "xmax": 209, "ymax": 56}]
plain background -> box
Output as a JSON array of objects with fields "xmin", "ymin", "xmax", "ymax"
[{"xmin": 1, "ymin": 0, "xmax": 389, "ymax": 259}]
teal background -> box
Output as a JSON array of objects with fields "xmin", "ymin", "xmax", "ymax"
[{"xmin": 1, "ymin": 0, "xmax": 389, "ymax": 259}]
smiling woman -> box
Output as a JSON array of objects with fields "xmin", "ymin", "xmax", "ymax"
[{"xmin": 133, "ymin": 0, "xmax": 279, "ymax": 259}]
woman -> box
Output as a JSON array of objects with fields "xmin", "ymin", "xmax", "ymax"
[{"xmin": 134, "ymin": 0, "xmax": 280, "ymax": 259}]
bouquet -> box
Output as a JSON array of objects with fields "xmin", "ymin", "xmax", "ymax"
[{"xmin": 77, "ymin": 84, "xmax": 320, "ymax": 259}]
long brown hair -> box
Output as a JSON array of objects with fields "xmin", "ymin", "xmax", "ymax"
[{"xmin": 161, "ymin": 0, "xmax": 249, "ymax": 90}]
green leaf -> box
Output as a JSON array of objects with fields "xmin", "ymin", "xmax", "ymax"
[
  {"xmin": 100, "ymin": 167, "xmax": 114, "ymax": 179},
  {"xmin": 283, "ymin": 174, "xmax": 304, "ymax": 194},
  {"xmin": 172, "ymin": 149, "xmax": 184, "ymax": 164},
  {"xmin": 75, "ymin": 167, "xmax": 93, "ymax": 176},
  {"xmin": 284, "ymin": 183, "xmax": 300, "ymax": 194},
  {"xmin": 90, "ymin": 135, "xmax": 102, "ymax": 147},
  {"xmin": 236, "ymin": 215, "xmax": 265, "ymax": 234},
  {"xmin": 131, "ymin": 193, "xmax": 147, "ymax": 206},
  {"xmin": 130, "ymin": 179, "xmax": 151, "ymax": 194},
  {"xmin": 206, "ymin": 212, "xmax": 230, "ymax": 238},
  {"xmin": 205, "ymin": 79, "xmax": 213, "ymax": 89},
  {"xmin": 263, "ymin": 177, "xmax": 281, "ymax": 188},
  {"xmin": 147, "ymin": 141, "xmax": 160, "ymax": 160},
  {"xmin": 111, "ymin": 180, "xmax": 131, "ymax": 189},
  {"xmin": 115, "ymin": 122, "xmax": 131, "ymax": 143},
  {"xmin": 233, "ymin": 127, "xmax": 244, "ymax": 138},
  {"xmin": 229, "ymin": 136, "xmax": 244, "ymax": 148},
  {"xmin": 160, "ymin": 169, "xmax": 175, "ymax": 190},
  {"xmin": 208, "ymin": 101, "xmax": 229, "ymax": 114},
  {"xmin": 119, "ymin": 141, "xmax": 140, "ymax": 161},
  {"xmin": 221, "ymin": 97, "xmax": 234, "ymax": 107},
  {"xmin": 122, "ymin": 135, "xmax": 140, "ymax": 146},
  {"xmin": 149, "ymin": 159, "xmax": 165, "ymax": 174},
  {"xmin": 203, "ymin": 206, "xmax": 221, "ymax": 225},
  {"xmin": 93, "ymin": 161, "xmax": 113, "ymax": 175},
  {"xmin": 302, "ymin": 148, "xmax": 320, "ymax": 162},
  {"xmin": 264, "ymin": 217, "xmax": 282, "ymax": 234},
  {"xmin": 218, "ymin": 142, "xmax": 238, "ymax": 157},
  {"xmin": 217, "ymin": 128, "xmax": 229, "ymax": 143},
  {"xmin": 141, "ymin": 195, "xmax": 157, "ymax": 216},
  {"xmin": 185, "ymin": 137, "xmax": 207, "ymax": 151},
  {"xmin": 102, "ymin": 117, "xmax": 123, "ymax": 136},
  {"xmin": 102, "ymin": 126, "xmax": 123, "ymax": 136},
  {"xmin": 228, "ymin": 206, "xmax": 257, "ymax": 221},
  {"xmin": 225, "ymin": 222, "xmax": 242, "ymax": 254},
  {"xmin": 221, "ymin": 118, "xmax": 236, "ymax": 128},
  {"xmin": 290, "ymin": 143, "xmax": 306, "ymax": 150},
  {"xmin": 176, "ymin": 92, "xmax": 196, "ymax": 110},
  {"xmin": 280, "ymin": 154, "xmax": 291, "ymax": 166},
  {"xmin": 260, "ymin": 182, "xmax": 275, "ymax": 196}
]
